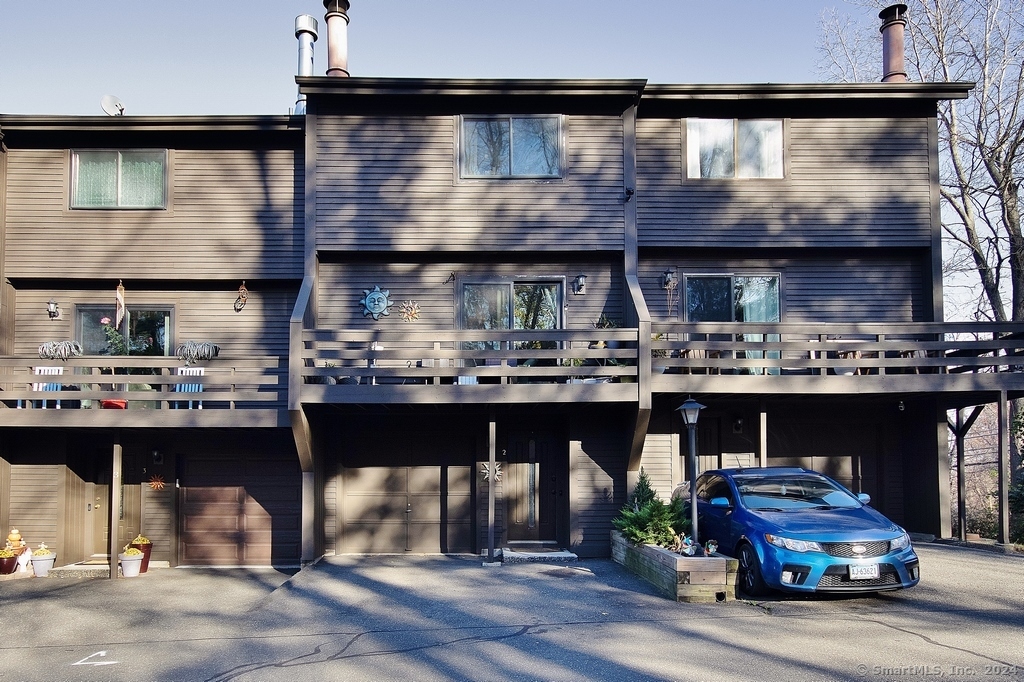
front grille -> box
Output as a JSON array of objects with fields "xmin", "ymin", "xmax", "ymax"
[
  {"xmin": 817, "ymin": 563, "xmax": 900, "ymax": 589},
  {"xmin": 820, "ymin": 541, "xmax": 890, "ymax": 558}
]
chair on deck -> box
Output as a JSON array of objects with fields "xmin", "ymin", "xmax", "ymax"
[
  {"xmin": 173, "ymin": 367, "xmax": 204, "ymax": 409},
  {"xmin": 18, "ymin": 366, "xmax": 64, "ymax": 409}
]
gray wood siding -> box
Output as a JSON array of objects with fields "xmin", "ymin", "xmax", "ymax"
[
  {"xmin": 571, "ymin": 421, "xmax": 627, "ymax": 558},
  {"xmin": 315, "ymin": 116, "xmax": 625, "ymax": 251},
  {"xmin": 3, "ymin": 148, "xmax": 302, "ymax": 280},
  {"xmin": 9, "ymin": 464, "xmax": 61, "ymax": 556},
  {"xmin": 317, "ymin": 261, "xmax": 625, "ymax": 330},
  {"xmin": 637, "ymin": 118, "xmax": 934, "ymax": 248},
  {"xmin": 14, "ymin": 288, "xmax": 295, "ymax": 357},
  {"xmin": 639, "ymin": 433, "xmax": 675, "ymax": 499},
  {"xmin": 640, "ymin": 257, "xmax": 926, "ymax": 323},
  {"xmin": 141, "ymin": 479, "xmax": 175, "ymax": 564}
]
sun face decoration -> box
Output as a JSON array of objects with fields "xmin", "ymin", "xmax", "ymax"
[
  {"xmin": 359, "ymin": 286, "xmax": 393, "ymax": 320},
  {"xmin": 148, "ymin": 475, "xmax": 166, "ymax": 491},
  {"xmin": 398, "ymin": 300, "xmax": 420, "ymax": 322}
]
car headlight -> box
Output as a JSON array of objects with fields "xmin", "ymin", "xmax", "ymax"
[
  {"xmin": 890, "ymin": 533, "xmax": 911, "ymax": 551},
  {"xmin": 765, "ymin": 534, "xmax": 824, "ymax": 553}
]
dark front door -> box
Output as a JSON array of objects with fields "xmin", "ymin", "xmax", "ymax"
[{"xmin": 505, "ymin": 429, "xmax": 565, "ymax": 543}]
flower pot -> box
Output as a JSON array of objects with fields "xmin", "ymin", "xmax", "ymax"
[
  {"xmin": 31, "ymin": 554, "xmax": 56, "ymax": 577},
  {"xmin": 119, "ymin": 553, "xmax": 143, "ymax": 578},
  {"xmin": 129, "ymin": 542, "xmax": 153, "ymax": 573},
  {"xmin": 0, "ymin": 556, "xmax": 17, "ymax": 575},
  {"xmin": 101, "ymin": 399, "xmax": 128, "ymax": 409}
]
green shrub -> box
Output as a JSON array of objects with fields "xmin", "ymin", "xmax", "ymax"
[{"xmin": 613, "ymin": 499, "xmax": 678, "ymax": 547}]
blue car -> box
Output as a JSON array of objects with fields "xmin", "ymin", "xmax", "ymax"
[{"xmin": 692, "ymin": 467, "xmax": 920, "ymax": 596}]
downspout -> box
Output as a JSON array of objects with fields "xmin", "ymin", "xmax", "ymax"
[
  {"xmin": 288, "ymin": 80, "xmax": 320, "ymax": 563},
  {"xmin": 622, "ymin": 94, "xmax": 652, "ymax": 475}
]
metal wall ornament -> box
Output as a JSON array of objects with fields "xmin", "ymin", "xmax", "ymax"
[
  {"xmin": 398, "ymin": 300, "xmax": 420, "ymax": 322},
  {"xmin": 359, "ymin": 286, "xmax": 393, "ymax": 320},
  {"xmin": 481, "ymin": 462, "xmax": 502, "ymax": 482}
]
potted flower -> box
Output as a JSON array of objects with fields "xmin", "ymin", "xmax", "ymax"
[
  {"xmin": 30, "ymin": 543, "xmax": 57, "ymax": 577},
  {"xmin": 119, "ymin": 545, "xmax": 145, "ymax": 578},
  {"xmin": 129, "ymin": 533, "xmax": 153, "ymax": 573},
  {"xmin": 0, "ymin": 546, "xmax": 18, "ymax": 575}
]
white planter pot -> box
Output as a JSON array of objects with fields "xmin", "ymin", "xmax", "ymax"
[
  {"xmin": 31, "ymin": 554, "xmax": 56, "ymax": 577},
  {"xmin": 119, "ymin": 553, "xmax": 143, "ymax": 578}
]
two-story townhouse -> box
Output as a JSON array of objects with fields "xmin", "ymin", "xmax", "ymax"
[{"xmin": 2, "ymin": 3, "xmax": 1019, "ymax": 578}]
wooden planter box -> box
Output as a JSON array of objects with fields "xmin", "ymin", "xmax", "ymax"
[{"xmin": 611, "ymin": 530, "xmax": 738, "ymax": 603}]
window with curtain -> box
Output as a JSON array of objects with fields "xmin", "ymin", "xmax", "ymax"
[
  {"xmin": 71, "ymin": 150, "xmax": 167, "ymax": 208},
  {"xmin": 686, "ymin": 119, "xmax": 783, "ymax": 179},
  {"xmin": 461, "ymin": 116, "xmax": 561, "ymax": 179},
  {"xmin": 684, "ymin": 274, "xmax": 780, "ymax": 374}
]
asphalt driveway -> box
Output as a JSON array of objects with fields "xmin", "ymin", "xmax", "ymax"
[{"xmin": 0, "ymin": 543, "xmax": 1021, "ymax": 681}]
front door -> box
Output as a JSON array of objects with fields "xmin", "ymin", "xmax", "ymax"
[{"xmin": 505, "ymin": 429, "xmax": 565, "ymax": 543}]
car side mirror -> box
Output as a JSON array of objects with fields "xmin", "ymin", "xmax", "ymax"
[
  {"xmin": 857, "ymin": 493, "xmax": 871, "ymax": 504},
  {"xmin": 710, "ymin": 497, "xmax": 732, "ymax": 508}
]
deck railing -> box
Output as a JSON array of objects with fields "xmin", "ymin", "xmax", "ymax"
[{"xmin": 0, "ymin": 356, "xmax": 283, "ymax": 412}]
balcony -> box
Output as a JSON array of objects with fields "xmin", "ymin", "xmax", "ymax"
[
  {"xmin": 294, "ymin": 322, "xmax": 1024, "ymax": 405},
  {"xmin": 0, "ymin": 356, "xmax": 286, "ymax": 427}
]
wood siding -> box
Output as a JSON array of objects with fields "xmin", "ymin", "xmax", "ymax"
[
  {"xmin": 315, "ymin": 116, "xmax": 625, "ymax": 252},
  {"xmin": 13, "ymin": 287, "xmax": 295, "ymax": 358},
  {"xmin": 317, "ymin": 261, "xmax": 625, "ymax": 330},
  {"xmin": 3, "ymin": 148, "xmax": 303, "ymax": 280},
  {"xmin": 9, "ymin": 464, "xmax": 61, "ymax": 556},
  {"xmin": 639, "ymin": 432, "xmax": 675, "ymax": 499},
  {"xmin": 640, "ymin": 257, "xmax": 926, "ymax": 322},
  {"xmin": 571, "ymin": 416, "xmax": 628, "ymax": 558},
  {"xmin": 637, "ymin": 118, "xmax": 934, "ymax": 248}
]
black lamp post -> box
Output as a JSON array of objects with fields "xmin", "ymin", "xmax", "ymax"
[{"xmin": 676, "ymin": 396, "xmax": 705, "ymax": 547}]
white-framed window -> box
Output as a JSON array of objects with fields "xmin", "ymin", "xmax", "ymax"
[
  {"xmin": 461, "ymin": 115, "xmax": 562, "ymax": 179},
  {"xmin": 77, "ymin": 305, "xmax": 172, "ymax": 356},
  {"xmin": 71, "ymin": 150, "xmax": 167, "ymax": 208},
  {"xmin": 685, "ymin": 119, "xmax": 783, "ymax": 179},
  {"xmin": 683, "ymin": 273, "xmax": 781, "ymax": 375}
]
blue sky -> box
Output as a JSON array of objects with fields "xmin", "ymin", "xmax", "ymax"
[{"xmin": 0, "ymin": 1, "xmax": 874, "ymax": 116}]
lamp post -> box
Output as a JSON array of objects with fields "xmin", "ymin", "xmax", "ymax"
[{"xmin": 676, "ymin": 396, "xmax": 705, "ymax": 548}]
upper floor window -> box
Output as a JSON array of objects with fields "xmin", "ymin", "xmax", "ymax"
[
  {"xmin": 77, "ymin": 306, "xmax": 172, "ymax": 356},
  {"xmin": 686, "ymin": 119, "xmax": 783, "ymax": 179},
  {"xmin": 461, "ymin": 116, "xmax": 561, "ymax": 179},
  {"xmin": 71, "ymin": 150, "xmax": 167, "ymax": 208}
]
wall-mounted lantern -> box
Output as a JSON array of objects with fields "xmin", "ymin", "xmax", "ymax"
[
  {"xmin": 572, "ymin": 274, "xmax": 587, "ymax": 295},
  {"xmin": 46, "ymin": 299, "xmax": 60, "ymax": 320}
]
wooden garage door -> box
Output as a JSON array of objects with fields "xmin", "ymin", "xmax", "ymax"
[
  {"xmin": 340, "ymin": 466, "xmax": 472, "ymax": 553},
  {"xmin": 179, "ymin": 453, "xmax": 301, "ymax": 566}
]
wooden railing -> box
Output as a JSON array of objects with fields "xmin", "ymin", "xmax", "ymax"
[{"xmin": 0, "ymin": 356, "xmax": 283, "ymax": 412}]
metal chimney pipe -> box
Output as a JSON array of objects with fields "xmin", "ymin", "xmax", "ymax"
[
  {"xmin": 879, "ymin": 4, "xmax": 908, "ymax": 83},
  {"xmin": 294, "ymin": 15, "xmax": 318, "ymax": 115},
  {"xmin": 323, "ymin": 0, "xmax": 351, "ymax": 77}
]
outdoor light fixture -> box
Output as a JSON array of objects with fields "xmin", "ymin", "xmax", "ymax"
[
  {"xmin": 46, "ymin": 299, "xmax": 60, "ymax": 320},
  {"xmin": 676, "ymin": 396, "xmax": 705, "ymax": 550},
  {"xmin": 572, "ymin": 274, "xmax": 587, "ymax": 295},
  {"xmin": 661, "ymin": 269, "xmax": 677, "ymax": 290},
  {"xmin": 234, "ymin": 281, "xmax": 249, "ymax": 313}
]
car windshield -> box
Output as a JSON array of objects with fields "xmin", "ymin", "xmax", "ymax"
[{"xmin": 734, "ymin": 475, "xmax": 861, "ymax": 511}]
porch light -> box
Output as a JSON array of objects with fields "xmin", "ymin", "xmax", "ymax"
[
  {"xmin": 46, "ymin": 299, "xmax": 60, "ymax": 320},
  {"xmin": 572, "ymin": 274, "xmax": 587, "ymax": 295},
  {"xmin": 661, "ymin": 269, "xmax": 677, "ymax": 290},
  {"xmin": 676, "ymin": 396, "xmax": 705, "ymax": 550}
]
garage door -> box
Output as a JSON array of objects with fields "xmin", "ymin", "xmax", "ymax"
[
  {"xmin": 340, "ymin": 465, "xmax": 472, "ymax": 553},
  {"xmin": 179, "ymin": 452, "xmax": 301, "ymax": 566}
]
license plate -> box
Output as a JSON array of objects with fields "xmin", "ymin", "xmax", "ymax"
[{"xmin": 849, "ymin": 564, "xmax": 880, "ymax": 580}]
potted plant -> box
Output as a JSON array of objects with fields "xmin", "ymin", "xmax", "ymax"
[
  {"xmin": 129, "ymin": 533, "xmax": 153, "ymax": 573},
  {"xmin": 0, "ymin": 546, "xmax": 18, "ymax": 575},
  {"xmin": 30, "ymin": 543, "xmax": 56, "ymax": 577},
  {"xmin": 119, "ymin": 545, "xmax": 145, "ymax": 578}
]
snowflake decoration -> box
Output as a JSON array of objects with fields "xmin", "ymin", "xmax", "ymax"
[
  {"xmin": 481, "ymin": 462, "xmax": 502, "ymax": 482},
  {"xmin": 148, "ymin": 474, "xmax": 166, "ymax": 491},
  {"xmin": 398, "ymin": 300, "xmax": 420, "ymax": 322}
]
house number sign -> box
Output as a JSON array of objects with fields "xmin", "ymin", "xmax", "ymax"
[{"xmin": 359, "ymin": 286, "xmax": 393, "ymax": 320}]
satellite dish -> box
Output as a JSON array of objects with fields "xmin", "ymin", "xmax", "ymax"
[{"xmin": 100, "ymin": 95, "xmax": 125, "ymax": 116}]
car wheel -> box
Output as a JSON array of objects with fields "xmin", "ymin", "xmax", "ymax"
[{"xmin": 737, "ymin": 543, "xmax": 769, "ymax": 597}]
